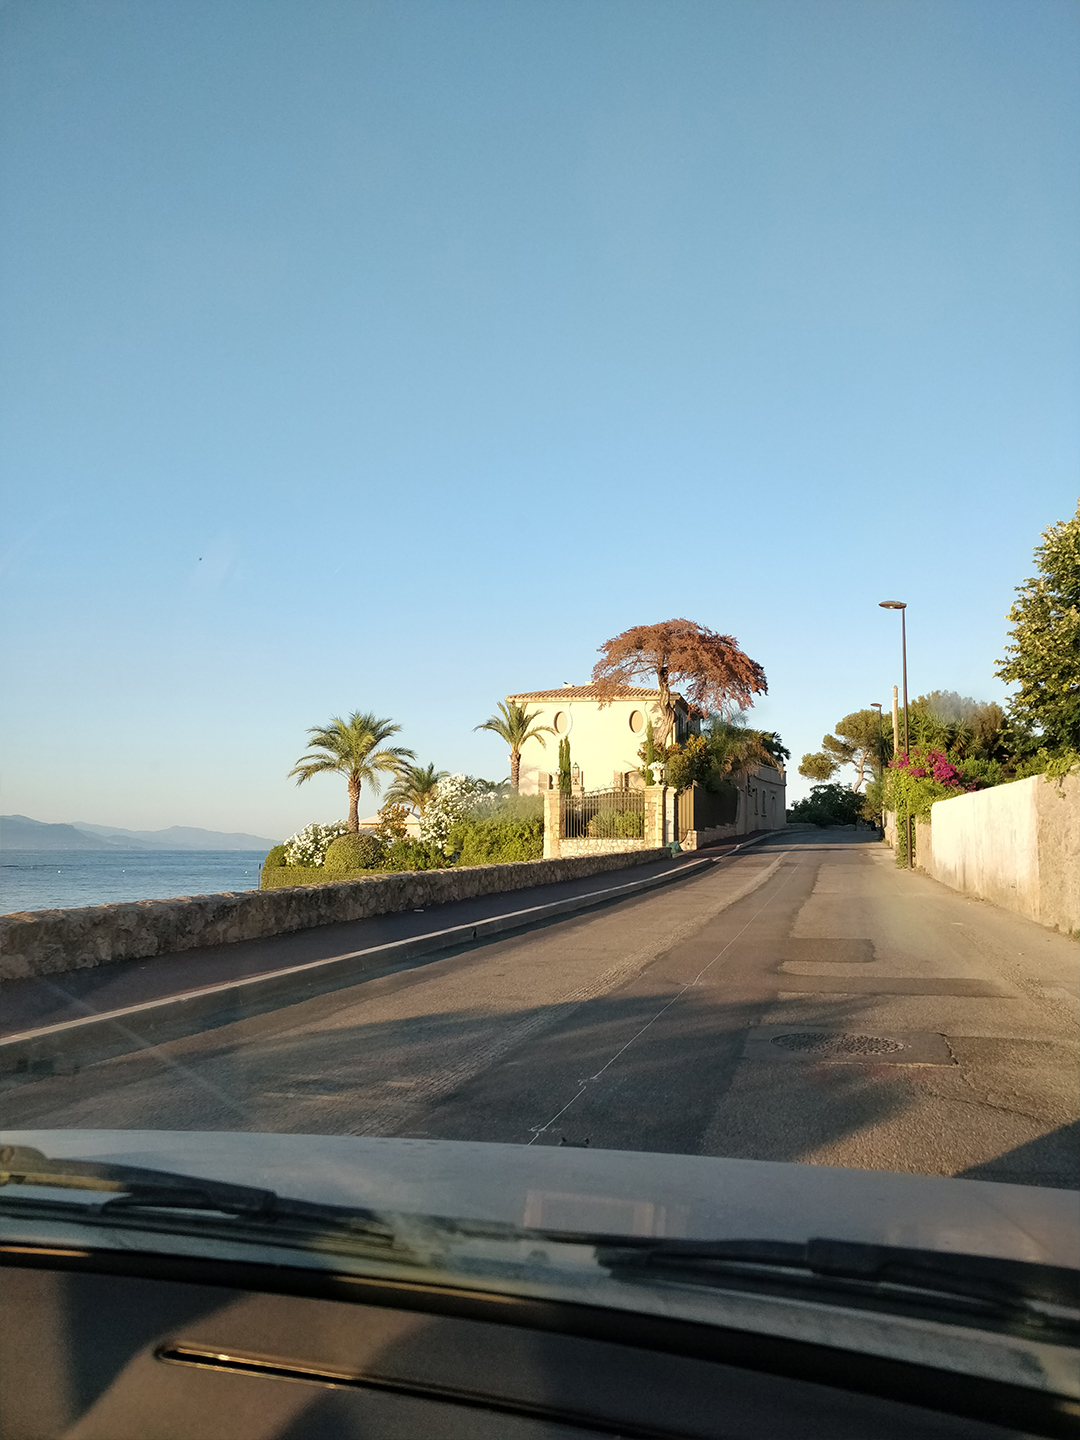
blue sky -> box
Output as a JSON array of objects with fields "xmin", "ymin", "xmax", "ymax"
[{"xmin": 2, "ymin": 0, "xmax": 1077, "ymax": 838}]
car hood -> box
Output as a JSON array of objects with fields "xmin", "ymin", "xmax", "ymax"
[{"xmin": 3, "ymin": 1128, "xmax": 1076, "ymax": 1268}]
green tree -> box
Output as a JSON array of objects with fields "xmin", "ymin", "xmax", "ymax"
[
  {"xmin": 761, "ymin": 732, "xmax": 791, "ymax": 771},
  {"xmin": 474, "ymin": 701, "xmax": 556, "ymax": 791},
  {"xmin": 642, "ymin": 718, "xmax": 658, "ymax": 783},
  {"xmin": 702, "ymin": 715, "xmax": 775, "ymax": 780},
  {"xmin": 799, "ymin": 710, "xmax": 891, "ymax": 791},
  {"xmin": 663, "ymin": 733, "xmax": 712, "ymax": 790},
  {"xmin": 995, "ymin": 501, "xmax": 1080, "ymax": 751},
  {"xmin": 384, "ymin": 762, "xmax": 448, "ymax": 816},
  {"xmin": 557, "ymin": 737, "xmax": 572, "ymax": 794},
  {"xmin": 907, "ymin": 693, "xmax": 1013, "ymax": 762},
  {"xmin": 789, "ymin": 783, "xmax": 866, "ymax": 827},
  {"xmin": 289, "ymin": 712, "xmax": 415, "ymax": 832}
]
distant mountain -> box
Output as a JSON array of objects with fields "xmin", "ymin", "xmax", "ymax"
[
  {"xmin": 1, "ymin": 815, "xmax": 120, "ymax": 850},
  {"xmin": 0, "ymin": 816, "xmax": 279, "ymax": 851},
  {"xmin": 73, "ymin": 822, "xmax": 279, "ymax": 851}
]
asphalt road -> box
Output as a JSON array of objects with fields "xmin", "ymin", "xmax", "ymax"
[{"xmin": 4, "ymin": 833, "xmax": 1077, "ymax": 1187}]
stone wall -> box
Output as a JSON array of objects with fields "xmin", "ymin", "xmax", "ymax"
[
  {"xmin": 542, "ymin": 787, "xmax": 668, "ymax": 860},
  {"xmin": 559, "ymin": 837, "xmax": 652, "ymax": 859},
  {"xmin": 924, "ymin": 773, "xmax": 1078, "ymax": 935},
  {"xmin": 0, "ymin": 848, "xmax": 672, "ymax": 981}
]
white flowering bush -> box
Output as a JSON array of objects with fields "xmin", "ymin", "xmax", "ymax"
[
  {"xmin": 419, "ymin": 775, "xmax": 499, "ymax": 851},
  {"xmin": 283, "ymin": 820, "xmax": 350, "ymax": 868}
]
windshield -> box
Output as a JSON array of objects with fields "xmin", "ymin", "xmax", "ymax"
[{"xmin": 1, "ymin": 0, "xmax": 1077, "ymax": 1386}]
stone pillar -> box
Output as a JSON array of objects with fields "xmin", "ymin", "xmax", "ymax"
[
  {"xmin": 644, "ymin": 786, "xmax": 669, "ymax": 849},
  {"xmin": 543, "ymin": 789, "xmax": 562, "ymax": 859}
]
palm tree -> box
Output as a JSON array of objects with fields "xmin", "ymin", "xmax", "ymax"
[
  {"xmin": 703, "ymin": 714, "xmax": 776, "ymax": 780},
  {"xmin": 475, "ymin": 701, "xmax": 556, "ymax": 791},
  {"xmin": 384, "ymin": 762, "xmax": 448, "ymax": 816},
  {"xmin": 289, "ymin": 712, "xmax": 415, "ymax": 832}
]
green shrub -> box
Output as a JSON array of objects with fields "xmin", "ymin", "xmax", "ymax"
[
  {"xmin": 378, "ymin": 839, "xmax": 454, "ymax": 872},
  {"xmin": 448, "ymin": 817, "xmax": 543, "ymax": 864},
  {"xmin": 489, "ymin": 793, "xmax": 545, "ymax": 822},
  {"xmin": 261, "ymin": 866, "xmax": 361, "ymax": 888},
  {"xmin": 262, "ymin": 844, "xmax": 287, "ymax": 869},
  {"xmin": 586, "ymin": 809, "xmax": 645, "ymax": 839},
  {"xmin": 324, "ymin": 832, "xmax": 385, "ymax": 873}
]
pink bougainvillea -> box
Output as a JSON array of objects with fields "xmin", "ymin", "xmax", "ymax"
[{"xmin": 889, "ymin": 747, "xmax": 980, "ymax": 791}]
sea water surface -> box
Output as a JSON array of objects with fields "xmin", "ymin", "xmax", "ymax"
[{"xmin": 1, "ymin": 850, "xmax": 267, "ymax": 914}]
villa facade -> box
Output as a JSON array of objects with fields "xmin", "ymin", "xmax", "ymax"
[{"xmin": 506, "ymin": 683, "xmax": 698, "ymax": 795}]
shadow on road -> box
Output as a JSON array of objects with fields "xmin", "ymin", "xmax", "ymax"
[
  {"xmin": 1, "ymin": 985, "xmax": 939, "ymax": 1176},
  {"xmin": 955, "ymin": 1119, "xmax": 1079, "ymax": 1190}
]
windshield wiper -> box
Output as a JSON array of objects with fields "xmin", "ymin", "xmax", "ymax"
[
  {"xmin": 594, "ymin": 1236, "xmax": 1079, "ymax": 1329},
  {"xmin": 4, "ymin": 1146, "xmax": 1076, "ymax": 1335},
  {"xmin": 0, "ymin": 1145, "xmax": 393, "ymax": 1241}
]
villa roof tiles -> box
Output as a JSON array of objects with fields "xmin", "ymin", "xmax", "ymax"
[{"xmin": 506, "ymin": 684, "xmax": 675, "ymax": 702}]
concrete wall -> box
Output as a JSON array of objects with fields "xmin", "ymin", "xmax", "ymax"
[
  {"xmin": 743, "ymin": 764, "xmax": 785, "ymax": 833},
  {"xmin": 923, "ymin": 774, "xmax": 1079, "ymax": 935},
  {"xmin": 681, "ymin": 764, "xmax": 785, "ymax": 849},
  {"xmin": 0, "ymin": 848, "xmax": 671, "ymax": 981}
]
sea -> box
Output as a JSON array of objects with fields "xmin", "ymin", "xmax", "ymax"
[{"xmin": 1, "ymin": 850, "xmax": 268, "ymax": 915}]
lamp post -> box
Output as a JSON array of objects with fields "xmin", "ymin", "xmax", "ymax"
[
  {"xmin": 879, "ymin": 601, "xmax": 911, "ymax": 866},
  {"xmin": 878, "ymin": 601, "xmax": 909, "ymax": 753},
  {"xmin": 870, "ymin": 702, "xmax": 884, "ymax": 834}
]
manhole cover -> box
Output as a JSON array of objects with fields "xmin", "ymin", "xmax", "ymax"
[{"xmin": 770, "ymin": 1032, "xmax": 905, "ymax": 1056}]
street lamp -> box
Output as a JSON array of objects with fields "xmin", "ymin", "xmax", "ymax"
[
  {"xmin": 870, "ymin": 702, "xmax": 884, "ymax": 833},
  {"xmin": 879, "ymin": 601, "xmax": 911, "ymax": 867},
  {"xmin": 878, "ymin": 601, "xmax": 909, "ymax": 755}
]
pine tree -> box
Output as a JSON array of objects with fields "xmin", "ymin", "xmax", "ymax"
[{"xmin": 995, "ymin": 502, "xmax": 1080, "ymax": 751}]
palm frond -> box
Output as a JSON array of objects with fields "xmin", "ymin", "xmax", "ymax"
[
  {"xmin": 288, "ymin": 755, "xmax": 347, "ymax": 784},
  {"xmin": 289, "ymin": 712, "xmax": 411, "ymax": 788},
  {"xmin": 474, "ymin": 701, "xmax": 556, "ymax": 750},
  {"xmin": 385, "ymin": 762, "xmax": 448, "ymax": 813}
]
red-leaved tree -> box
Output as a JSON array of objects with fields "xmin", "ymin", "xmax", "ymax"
[{"xmin": 591, "ymin": 619, "xmax": 767, "ymax": 746}]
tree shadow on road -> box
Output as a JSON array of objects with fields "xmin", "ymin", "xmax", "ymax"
[
  {"xmin": 7, "ymin": 978, "xmax": 1068, "ymax": 1192},
  {"xmin": 954, "ymin": 1118, "xmax": 1079, "ymax": 1190},
  {"xmin": 0, "ymin": 986, "xmax": 915, "ymax": 1162}
]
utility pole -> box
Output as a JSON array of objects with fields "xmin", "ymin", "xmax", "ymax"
[
  {"xmin": 891, "ymin": 686, "xmax": 900, "ymax": 755},
  {"xmin": 880, "ymin": 601, "xmax": 912, "ymax": 868}
]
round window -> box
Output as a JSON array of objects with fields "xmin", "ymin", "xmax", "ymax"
[
  {"xmin": 554, "ymin": 711, "xmax": 571, "ymax": 734},
  {"xmin": 629, "ymin": 710, "xmax": 645, "ymax": 733}
]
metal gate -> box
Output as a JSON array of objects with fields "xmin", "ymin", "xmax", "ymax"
[
  {"xmin": 677, "ymin": 783, "xmax": 739, "ymax": 839},
  {"xmin": 561, "ymin": 787, "xmax": 645, "ymax": 840}
]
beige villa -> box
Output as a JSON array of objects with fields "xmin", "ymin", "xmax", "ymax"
[
  {"xmin": 506, "ymin": 683, "xmax": 698, "ymax": 794},
  {"xmin": 508, "ymin": 682, "xmax": 785, "ymax": 847}
]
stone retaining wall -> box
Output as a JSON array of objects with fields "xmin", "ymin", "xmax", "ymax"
[
  {"xmin": 0, "ymin": 848, "xmax": 671, "ymax": 981},
  {"xmin": 558, "ymin": 837, "xmax": 651, "ymax": 859}
]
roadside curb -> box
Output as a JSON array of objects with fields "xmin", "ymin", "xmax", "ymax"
[{"xmin": 1, "ymin": 848, "xmax": 739, "ymax": 1075}]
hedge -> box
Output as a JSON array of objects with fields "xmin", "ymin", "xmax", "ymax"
[
  {"xmin": 261, "ymin": 838, "xmax": 452, "ymax": 888},
  {"xmin": 448, "ymin": 816, "xmax": 543, "ymax": 865},
  {"xmin": 261, "ymin": 865, "xmax": 373, "ymax": 889}
]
